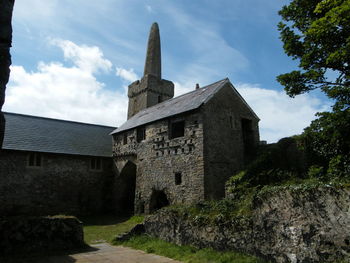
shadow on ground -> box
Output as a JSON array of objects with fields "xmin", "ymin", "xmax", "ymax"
[{"xmin": 0, "ymin": 245, "xmax": 99, "ymax": 263}]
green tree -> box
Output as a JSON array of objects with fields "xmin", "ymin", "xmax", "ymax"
[{"xmin": 277, "ymin": 0, "xmax": 350, "ymax": 176}]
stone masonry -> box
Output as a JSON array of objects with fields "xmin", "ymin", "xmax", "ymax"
[
  {"xmin": 111, "ymin": 23, "xmax": 260, "ymax": 214},
  {"xmin": 127, "ymin": 23, "xmax": 174, "ymax": 119}
]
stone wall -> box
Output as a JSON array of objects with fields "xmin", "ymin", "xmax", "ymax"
[
  {"xmin": 144, "ymin": 185, "xmax": 350, "ymax": 263},
  {"xmin": 202, "ymin": 83, "xmax": 259, "ymax": 200},
  {"xmin": 127, "ymin": 74, "xmax": 174, "ymax": 119},
  {"xmin": 0, "ymin": 0, "xmax": 15, "ymax": 148},
  {"xmin": 0, "ymin": 150, "xmax": 115, "ymax": 216},
  {"xmin": 113, "ymin": 111, "xmax": 205, "ymax": 213},
  {"xmin": 0, "ymin": 215, "xmax": 85, "ymax": 256}
]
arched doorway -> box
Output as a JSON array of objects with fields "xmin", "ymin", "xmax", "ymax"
[
  {"xmin": 149, "ymin": 190, "xmax": 169, "ymax": 213},
  {"xmin": 118, "ymin": 161, "xmax": 136, "ymax": 215}
]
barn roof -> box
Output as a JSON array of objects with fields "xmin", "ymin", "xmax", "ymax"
[
  {"xmin": 3, "ymin": 112, "xmax": 115, "ymax": 157},
  {"xmin": 111, "ymin": 78, "xmax": 258, "ymax": 135}
]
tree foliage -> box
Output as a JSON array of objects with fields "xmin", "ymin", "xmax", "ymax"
[
  {"xmin": 277, "ymin": 0, "xmax": 350, "ymax": 176},
  {"xmin": 277, "ymin": 0, "xmax": 350, "ymax": 110}
]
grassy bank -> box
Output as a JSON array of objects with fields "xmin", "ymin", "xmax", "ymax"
[
  {"xmin": 81, "ymin": 215, "xmax": 144, "ymax": 244},
  {"xmin": 113, "ymin": 234, "xmax": 267, "ymax": 263},
  {"xmin": 82, "ymin": 215, "xmax": 268, "ymax": 263}
]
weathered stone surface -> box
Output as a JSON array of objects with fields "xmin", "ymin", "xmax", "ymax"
[
  {"xmin": 0, "ymin": 215, "xmax": 85, "ymax": 256},
  {"xmin": 0, "ymin": 0, "xmax": 15, "ymax": 149},
  {"xmin": 127, "ymin": 23, "xmax": 174, "ymax": 119},
  {"xmin": 127, "ymin": 74, "xmax": 174, "ymax": 119},
  {"xmin": 144, "ymin": 186, "xmax": 350, "ymax": 263},
  {"xmin": 144, "ymin": 22, "xmax": 161, "ymax": 78},
  {"xmin": 0, "ymin": 150, "xmax": 115, "ymax": 216},
  {"xmin": 114, "ymin": 23, "xmax": 260, "ymax": 214},
  {"xmin": 114, "ymin": 111, "xmax": 206, "ymax": 214},
  {"xmin": 115, "ymin": 223, "xmax": 145, "ymax": 241}
]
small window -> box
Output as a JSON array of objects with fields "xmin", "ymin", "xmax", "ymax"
[
  {"xmin": 90, "ymin": 158, "xmax": 102, "ymax": 171},
  {"xmin": 137, "ymin": 126, "xmax": 146, "ymax": 142},
  {"xmin": 123, "ymin": 133, "xmax": 128, "ymax": 145},
  {"xmin": 175, "ymin": 172, "xmax": 182, "ymax": 185},
  {"xmin": 230, "ymin": 116, "xmax": 234, "ymax": 128},
  {"xmin": 170, "ymin": 120, "xmax": 185, "ymax": 139},
  {"xmin": 28, "ymin": 153, "xmax": 42, "ymax": 167},
  {"xmin": 158, "ymin": 95, "xmax": 162, "ymax": 103}
]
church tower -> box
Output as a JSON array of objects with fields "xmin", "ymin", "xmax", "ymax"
[{"xmin": 127, "ymin": 23, "xmax": 174, "ymax": 119}]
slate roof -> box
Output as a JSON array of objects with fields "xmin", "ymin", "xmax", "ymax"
[
  {"xmin": 3, "ymin": 112, "xmax": 115, "ymax": 157},
  {"xmin": 111, "ymin": 78, "xmax": 258, "ymax": 135}
]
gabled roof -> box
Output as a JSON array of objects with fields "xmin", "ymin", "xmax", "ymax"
[
  {"xmin": 3, "ymin": 112, "xmax": 115, "ymax": 157},
  {"xmin": 111, "ymin": 78, "xmax": 258, "ymax": 135}
]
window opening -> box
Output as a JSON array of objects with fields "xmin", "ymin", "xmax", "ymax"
[
  {"xmin": 175, "ymin": 172, "xmax": 182, "ymax": 185},
  {"xmin": 157, "ymin": 95, "xmax": 162, "ymax": 103},
  {"xmin": 123, "ymin": 133, "xmax": 128, "ymax": 145},
  {"xmin": 170, "ymin": 120, "xmax": 185, "ymax": 139},
  {"xmin": 137, "ymin": 126, "xmax": 146, "ymax": 142},
  {"xmin": 28, "ymin": 153, "xmax": 42, "ymax": 167},
  {"xmin": 91, "ymin": 158, "xmax": 102, "ymax": 171}
]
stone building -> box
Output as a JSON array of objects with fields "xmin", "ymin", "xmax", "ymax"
[
  {"xmin": 0, "ymin": 112, "xmax": 115, "ymax": 216},
  {"xmin": 111, "ymin": 23, "xmax": 260, "ymax": 214}
]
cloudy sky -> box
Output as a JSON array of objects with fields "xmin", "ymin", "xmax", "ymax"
[{"xmin": 4, "ymin": 0, "xmax": 330, "ymax": 142}]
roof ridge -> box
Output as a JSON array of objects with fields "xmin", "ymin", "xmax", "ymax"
[
  {"xmin": 3, "ymin": 112, "xmax": 116, "ymax": 129},
  {"xmin": 128, "ymin": 78, "xmax": 229, "ymax": 120},
  {"xmin": 111, "ymin": 78, "xmax": 231, "ymax": 135}
]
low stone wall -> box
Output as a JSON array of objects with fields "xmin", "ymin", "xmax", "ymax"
[
  {"xmin": 144, "ymin": 185, "xmax": 350, "ymax": 263},
  {"xmin": 0, "ymin": 216, "xmax": 85, "ymax": 255}
]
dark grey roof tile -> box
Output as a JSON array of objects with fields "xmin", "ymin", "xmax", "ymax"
[
  {"xmin": 3, "ymin": 113, "xmax": 115, "ymax": 157},
  {"xmin": 111, "ymin": 78, "xmax": 229, "ymax": 134}
]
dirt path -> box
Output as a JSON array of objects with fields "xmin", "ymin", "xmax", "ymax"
[{"xmin": 3, "ymin": 243, "xmax": 182, "ymax": 263}]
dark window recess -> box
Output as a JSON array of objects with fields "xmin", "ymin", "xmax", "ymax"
[
  {"xmin": 241, "ymin": 118, "xmax": 254, "ymax": 164},
  {"xmin": 230, "ymin": 116, "xmax": 234, "ymax": 128},
  {"xmin": 137, "ymin": 126, "xmax": 146, "ymax": 142},
  {"xmin": 28, "ymin": 153, "xmax": 42, "ymax": 167},
  {"xmin": 157, "ymin": 95, "xmax": 162, "ymax": 103},
  {"xmin": 123, "ymin": 133, "xmax": 128, "ymax": 145},
  {"xmin": 175, "ymin": 172, "xmax": 182, "ymax": 185},
  {"xmin": 170, "ymin": 121, "xmax": 185, "ymax": 139},
  {"xmin": 91, "ymin": 158, "xmax": 102, "ymax": 171}
]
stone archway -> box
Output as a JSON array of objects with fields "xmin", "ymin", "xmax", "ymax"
[
  {"xmin": 117, "ymin": 161, "xmax": 136, "ymax": 215},
  {"xmin": 149, "ymin": 189, "xmax": 169, "ymax": 213}
]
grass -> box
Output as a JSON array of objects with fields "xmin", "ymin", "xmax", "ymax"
[
  {"xmin": 81, "ymin": 215, "xmax": 144, "ymax": 244},
  {"xmin": 82, "ymin": 215, "xmax": 268, "ymax": 262},
  {"xmin": 114, "ymin": 234, "xmax": 268, "ymax": 263}
]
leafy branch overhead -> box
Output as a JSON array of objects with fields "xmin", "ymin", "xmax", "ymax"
[{"xmin": 277, "ymin": 0, "xmax": 350, "ymax": 111}]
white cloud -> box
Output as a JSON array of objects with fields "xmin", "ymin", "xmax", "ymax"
[
  {"xmin": 146, "ymin": 5, "xmax": 154, "ymax": 13},
  {"xmin": 174, "ymin": 81, "xmax": 197, "ymax": 97},
  {"xmin": 51, "ymin": 39, "xmax": 112, "ymax": 74},
  {"xmin": 4, "ymin": 40, "xmax": 127, "ymax": 127},
  {"xmin": 116, "ymin": 67, "xmax": 139, "ymax": 83},
  {"xmin": 235, "ymin": 83, "xmax": 330, "ymax": 143}
]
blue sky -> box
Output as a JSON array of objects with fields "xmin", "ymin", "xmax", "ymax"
[{"xmin": 4, "ymin": 0, "xmax": 330, "ymax": 142}]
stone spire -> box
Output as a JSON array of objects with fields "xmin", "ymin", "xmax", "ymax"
[
  {"xmin": 127, "ymin": 22, "xmax": 174, "ymax": 119},
  {"xmin": 143, "ymin": 22, "xmax": 161, "ymax": 78}
]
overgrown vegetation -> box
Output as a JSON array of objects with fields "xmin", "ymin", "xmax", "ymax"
[
  {"xmin": 114, "ymin": 234, "xmax": 268, "ymax": 263},
  {"xmin": 81, "ymin": 215, "xmax": 144, "ymax": 244},
  {"xmin": 276, "ymin": 0, "xmax": 350, "ymax": 178},
  {"xmin": 226, "ymin": 137, "xmax": 349, "ymax": 210}
]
